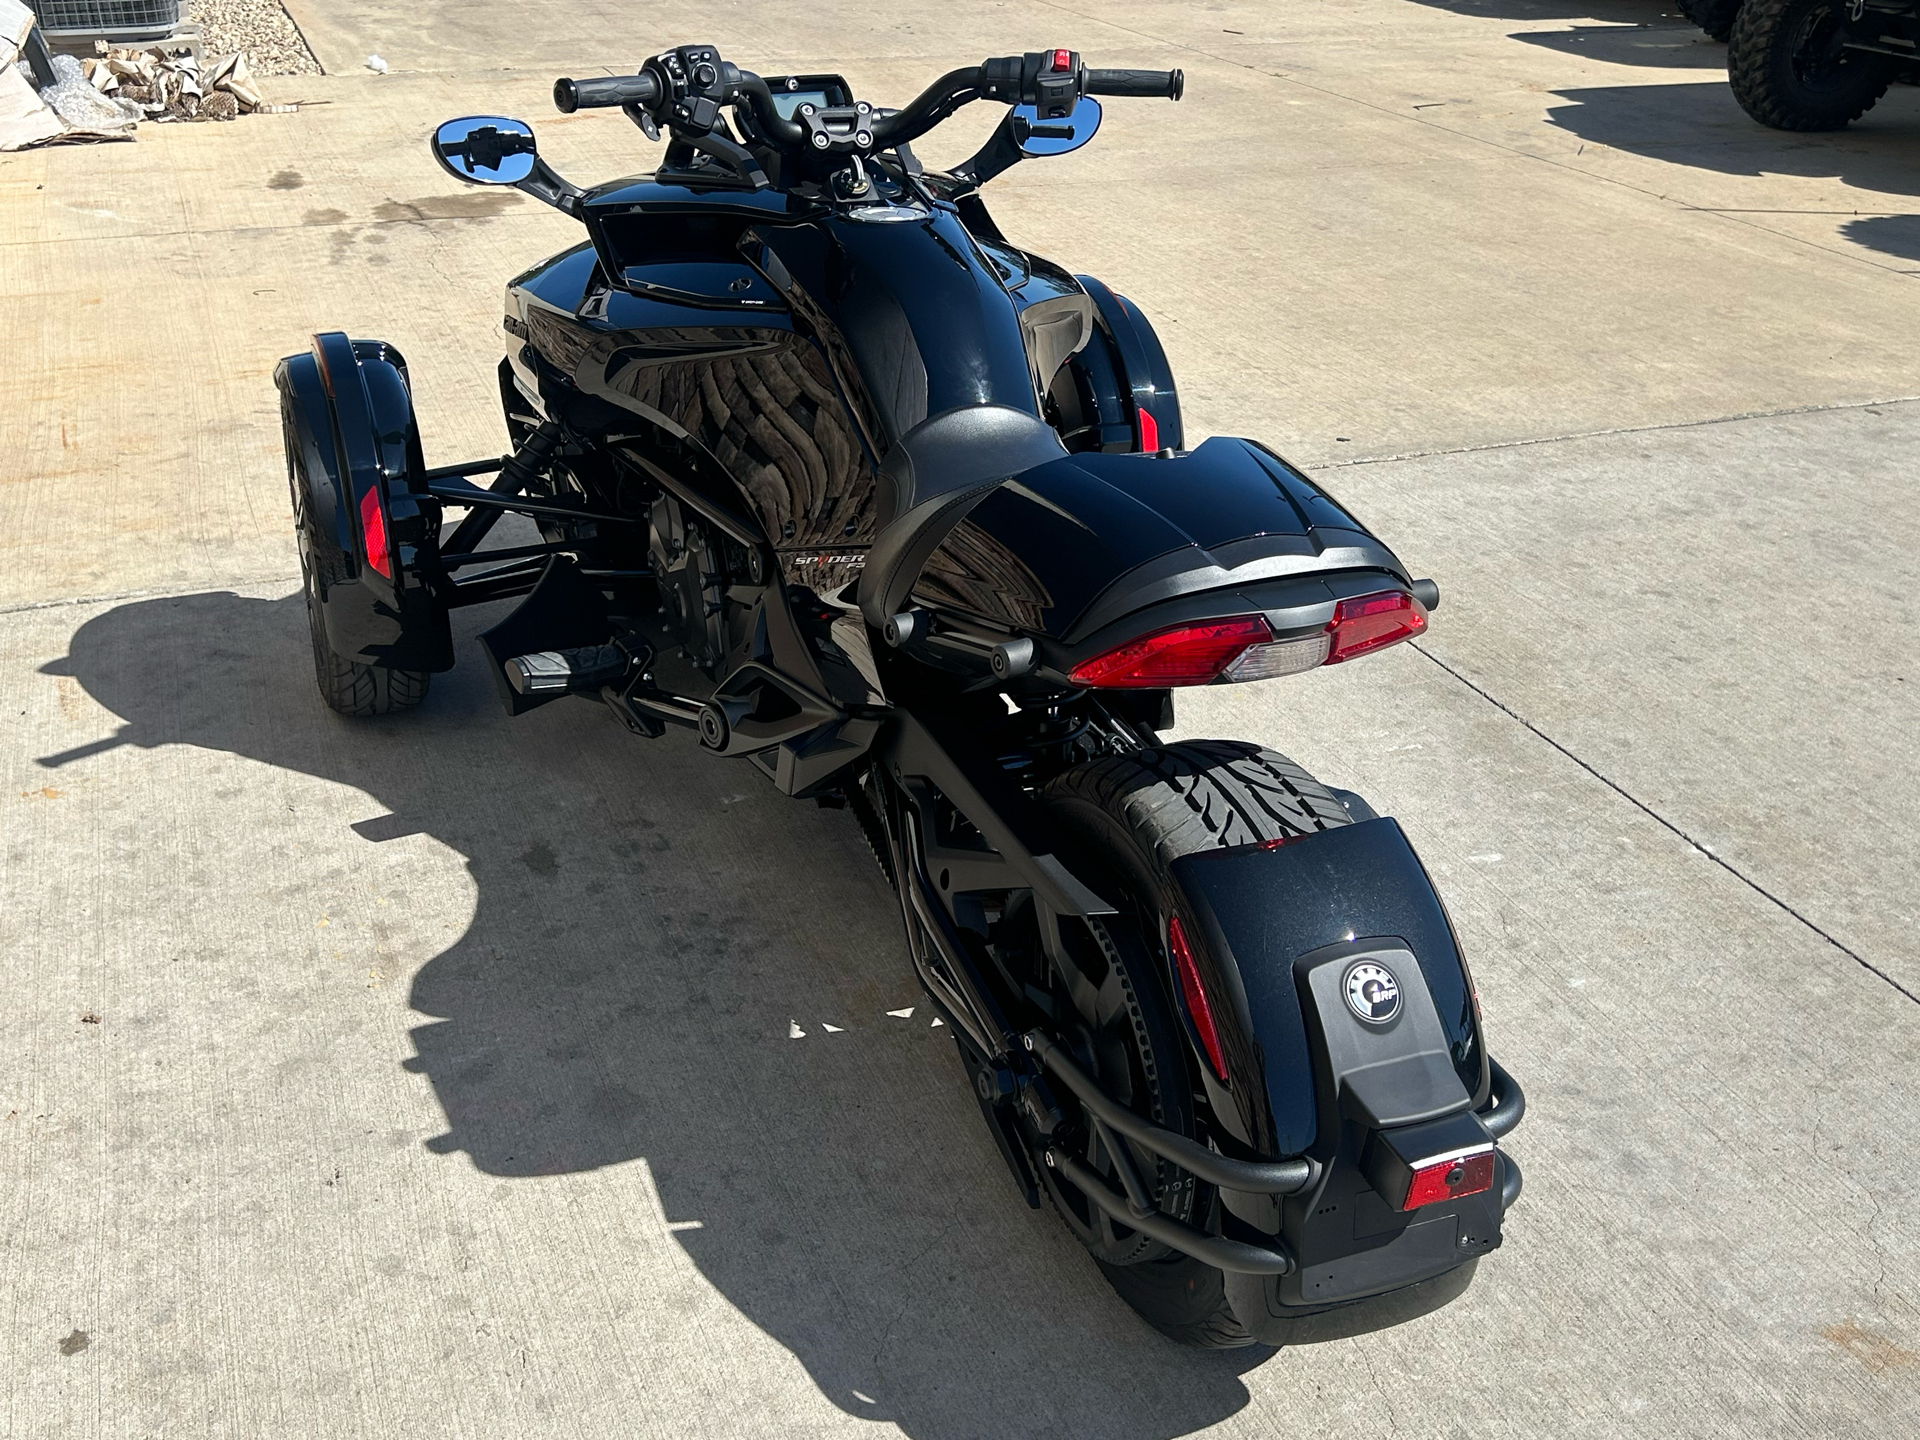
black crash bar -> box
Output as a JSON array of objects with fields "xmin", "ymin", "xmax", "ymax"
[
  {"xmin": 1024, "ymin": 1029, "xmax": 1527, "ymax": 1275},
  {"xmin": 1024, "ymin": 1030, "xmax": 1316, "ymax": 1195}
]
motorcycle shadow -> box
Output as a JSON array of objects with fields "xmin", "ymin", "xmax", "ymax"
[{"xmin": 42, "ymin": 588, "xmax": 1459, "ymax": 1434}]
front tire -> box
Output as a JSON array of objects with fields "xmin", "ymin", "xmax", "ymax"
[
  {"xmin": 1037, "ymin": 741, "xmax": 1356, "ymax": 1346},
  {"xmin": 1729, "ymin": 0, "xmax": 1896, "ymax": 129}
]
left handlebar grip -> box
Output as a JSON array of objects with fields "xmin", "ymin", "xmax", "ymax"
[
  {"xmin": 1083, "ymin": 68, "xmax": 1184, "ymax": 101},
  {"xmin": 553, "ymin": 73, "xmax": 662, "ymax": 113}
]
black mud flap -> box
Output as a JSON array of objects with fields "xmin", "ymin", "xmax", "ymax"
[
  {"xmin": 276, "ymin": 332, "xmax": 454, "ymax": 671},
  {"xmin": 476, "ymin": 556, "xmax": 614, "ymax": 716}
]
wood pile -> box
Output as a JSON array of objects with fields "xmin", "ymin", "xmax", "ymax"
[{"xmin": 80, "ymin": 46, "xmax": 294, "ymax": 121}]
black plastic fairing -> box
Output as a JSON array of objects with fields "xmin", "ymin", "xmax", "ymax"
[{"xmin": 905, "ymin": 437, "xmax": 1407, "ymax": 640}]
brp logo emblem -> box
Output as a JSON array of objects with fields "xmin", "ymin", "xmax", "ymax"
[{"xmin": 1343, "ymin": 960, "xmax": 1401, "ymax": 1024}]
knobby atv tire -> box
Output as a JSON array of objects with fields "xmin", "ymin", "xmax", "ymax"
[
  {"xmin": 289, "ymin": 459, "xmax": 430, "ymax": 718},
  {"xmin": 1679, "ymin": 0, "xmax": 1743, "ymax": 41},
  {"xmin": 1038, "ymin": 740, "xmax": 1357, "ymax": 1347},
  {"xmin": 1729, "ymin": 0, "xmax": 1896, "ymax": 129}
]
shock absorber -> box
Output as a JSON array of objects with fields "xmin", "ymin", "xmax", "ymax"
[{"xmin": 442, "ymin": 418, "xmax": 566, "ymax": 555}]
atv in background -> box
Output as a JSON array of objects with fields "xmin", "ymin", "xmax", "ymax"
[
  {"xmin": 1678, "ymin": 0, "xmax": 1744, "ymax": 43},
  {"xmin": 1729, "ymin": 0, "xmax": 1918, "ymax": 128}
]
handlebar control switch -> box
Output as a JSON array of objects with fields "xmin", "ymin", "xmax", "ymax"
[{"xmin": 981, "ymin": 50, "xmax": 1083, "ymax": 112}]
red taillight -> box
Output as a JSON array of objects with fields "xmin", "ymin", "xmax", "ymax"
[
  {"xmin": 1136, "ymin": 404, "xmax": 1159, "ymax": 453},
  {"xmin": 1069, "ymin": 615, "xmax": 1272, "ymax": 688},
  {"xmin": 1050, "ymin": 48, "xmax": 1073, "ymax": 71},
  {"xmin": 1167, "ymin": 915, "xmax": 1226, "ymax": 1081},
  {"xmin": 1402, "ymin": 1149, "xmax": 1495, "ymax": 1210},
  {"xmin": 358, "ymin": 485, "xmax": 391, "ymax": 578},
  {"xmin": 1325, "ymin": 590, "xmax": 1426, "ymax": 664}
]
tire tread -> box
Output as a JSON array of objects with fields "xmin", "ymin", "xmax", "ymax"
[
  {"xmin": 1729, "ymin": 0, "xmax": 1895, "ymax": 129},
  {"xmin": 1039, "ymin": 740, "xmax": 1357, "ymax": 1347}
]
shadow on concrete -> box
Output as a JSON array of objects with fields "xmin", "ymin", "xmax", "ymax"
[
  {"xmin": 1840, "ymin": 213, "xmax": 1920, "ymax": 263},
  {"xmin": 1509, "ymin": 23, "xmax": 1730, "ymax": 68},
  {"xmin": 1544, "ymin": 79, "xmax": 1920, "ymax": 198},
  {"xmin": 36, "ymin": 587, "xmax": 1480, "ymax": 1434},
  {"xmin": 1400, "ymin": 0, "xmax": 1673, "ymax": 22}
]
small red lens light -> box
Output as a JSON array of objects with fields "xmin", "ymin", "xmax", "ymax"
[
  {"xmin": 1136, "ymin": 404, "xmax": 1159, "ymax": 453},
  {"xmin": 1403, "ymin": 1150, "xmax": 1495, "ymax": 1209},
  {"xmin": 1325, "ymin": 590, "xmax": 1426, "ymax": 665},
  {"xmin": 358, "ymin": 485, "xmax": 392, "ymax": 579},
  {"xmin": 1168, "ymin": 915, "xmax": 1227, "ymax": 1081},
  {"xmin": 1069, "ymin": 615, "xmax": 1272, "ymax": 688},
  {"xmin": 1050, "ymin": 48, "xmax": 1072, "ymax": 71}
]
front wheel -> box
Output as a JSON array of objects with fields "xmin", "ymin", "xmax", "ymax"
[
  {"xmin": 1035, "ymin": 741, "xmax": 1357, "ymax": 1346},
  {"xmin": 1729, "ymin": 0, "xmax": 1896, "ymax": 129}
]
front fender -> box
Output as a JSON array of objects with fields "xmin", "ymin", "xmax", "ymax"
[{"xmin": 275, "ymin": 333, "xmax": 453, "ymax": 671}]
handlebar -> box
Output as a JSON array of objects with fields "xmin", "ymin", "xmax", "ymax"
[
  {"xmin": 553, "ymin": 73, "xmax": 662, "ymax": 113},
  {"xmin": 551, "ymin": 47, "xmax": 1181, "ymax": 161},
  {"xmin": 1084, "ymin": 68, "xmax": 1183, "ymax": 100}
]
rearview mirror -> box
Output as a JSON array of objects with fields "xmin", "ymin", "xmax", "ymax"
[
  {"xmin": 1011, "ymin": 96, "xmax": 1102, "ymax": 157},
  {"xmin": 432, "ymin": 116, "xmax": 539, "ymax": 185}
]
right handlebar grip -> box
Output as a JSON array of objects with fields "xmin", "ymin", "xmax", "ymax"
[
  {"xmin": 553, "ymin": 73, "xmax": 662, "ymax": 113},
  {"xmin": 1083, "ymin": 68, "xmax": 1184, "ymax": 101}
]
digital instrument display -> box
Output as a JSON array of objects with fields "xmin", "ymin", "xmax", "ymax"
[{"xmin": 770, "ymin": 89, "xmax": 832, "ymax": 121}]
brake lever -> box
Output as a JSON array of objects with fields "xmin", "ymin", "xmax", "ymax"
[{"xmin": 623, "ymin": 101, "xmax": 661, "ymax": 141}]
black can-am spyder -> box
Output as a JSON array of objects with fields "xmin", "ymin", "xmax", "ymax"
[{"xmin": 276, "ymin": 44, "xmax": 1525, "ymax": 1346}]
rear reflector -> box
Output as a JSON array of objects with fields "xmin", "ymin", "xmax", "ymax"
[
  {"xmin": 1326, "ymin": 590, "xmax": 1426, "ymax": 664},
  {"xmin": 358, "ymin": 486, "xmax": 391, "ymax": 579},
  {"xmin": 1402, "ymin": 1148, "xmax": 1496, "ymax": 1210},
  {"xmin": 1136, "ymin": 404, "xmax": 1159, "ymax": 454},
  {"xmin": 1068, "ymin": 615, "xmax": 1271, "ymax": 688},
  {"xmin": 1167, "ymin": 915, "xmax": 1227, "ymax": 1080}
]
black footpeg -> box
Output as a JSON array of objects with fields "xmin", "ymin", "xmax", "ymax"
[{"xmin": 504, "ymin": 644, "xmax": 629, "ymax": 697}]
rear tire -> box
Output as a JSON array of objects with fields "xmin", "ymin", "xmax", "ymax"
[
  {"xmin": 1038, "ymin": 740, "xmax": 1357, "ymax": 1346},
  {"xmin": 1729, "ymin": 0, "xmax": 1896, "ymax": 129}
]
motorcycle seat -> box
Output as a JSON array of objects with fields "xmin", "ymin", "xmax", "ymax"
[{"xmin": 858, "ymin": 404, "xmax": 1067, "ymax": 627}]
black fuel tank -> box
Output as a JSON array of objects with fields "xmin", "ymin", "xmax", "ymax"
[{"xmin": 908, "ymin": 437, "xmax": 1408, "ymax": 640}]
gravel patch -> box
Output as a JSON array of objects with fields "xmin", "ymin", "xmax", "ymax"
[{"xmin": 188, "ymin": 0, "xmax": 320, "ymax": 76}]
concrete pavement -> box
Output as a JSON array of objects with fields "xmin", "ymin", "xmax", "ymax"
[{"xmin": 2, "ymin": 1, "xmax": 1916, "ymax": 1435}]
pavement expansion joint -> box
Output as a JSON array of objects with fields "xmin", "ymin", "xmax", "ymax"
[
  {"xmin": 1318, "ymin": 394, "xmax": 1920, "ymax": 470},
  {"xmin": 1410, "ymin": 641, "xmax": 1920, "ymax": 1007},
  {"xmin": 0, "ymin": 577, "xmax": 300, "ymax": 617}
]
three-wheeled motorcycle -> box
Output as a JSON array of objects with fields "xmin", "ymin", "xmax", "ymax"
[{"xmin": 276, "ymin": 44, "xmax": 1525, "ymax": 1346}]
